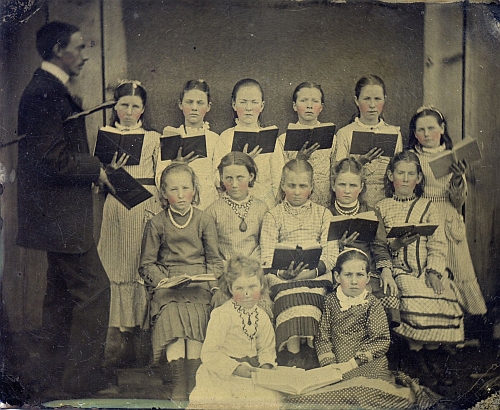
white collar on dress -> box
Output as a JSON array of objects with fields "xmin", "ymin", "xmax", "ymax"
[
  {"xmin": 41, "ymin": 61, "xmax": 70, "ymax": 85},
  {"xmin": 336, "ymin": 286, "xmax": 369, "ymax": 311},
  {"xmin": 415, "ymin": 143, "xmax": 447, "ymax": 155},
  {"xmin": 354, "ymin": 117, "xmax": 385, "ymax": 130}
]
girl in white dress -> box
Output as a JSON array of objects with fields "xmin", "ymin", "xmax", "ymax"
[{"xmin": 188, "ymin": 255, "xmax": 282, "ymax": 409}]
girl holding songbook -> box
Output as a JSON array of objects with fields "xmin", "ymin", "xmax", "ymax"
[
  {"xmin": 156, "ymin": 79, "xmax": 219, "ymax": 210},
  {"xmin": 330, "ymin": 157, "xmax": 399, "ymax": 327},
  {"xmin": 204, "ymin": 152, "xmax": 273, "ymax": 316},
  {"xmin": 331, "ymin": 75, "xmax": 403, "ymax": 207},
  {"xmin": 376, "ymin": 151, "xmax": 464, "ymax": 388},
  {"xmin": 139, "ymin": 163, "xmax": 224, "ymax": 402},
  {"xmin": 213, "ymin": 78, "xmax": 284, "ymax": 209},
  {"xmin": 274, "ymin": 82, "xmax": 335, "ymax": 207},
  {"xmin": 408, "ymin": 106, "xmax": 486, "ymax": 317},
  {"xmin": 287, "ymin": 249, "xmax": 437, "ymax": 409},
  {"xmin": 261, "ymin": 159, "xmax": 335, "ymax": 369},
  {"xmin": 97, "ymin": 80, "xmax": 163, "ymax": 367},
  {"xmin": 188, "ymin": 256, "xmax": 282, "ymax": 410}
]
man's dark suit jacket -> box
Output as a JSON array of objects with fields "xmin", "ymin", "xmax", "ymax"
[{"xmin": 17, "ymin": 68, "xmax": 102, "ymax": 254}]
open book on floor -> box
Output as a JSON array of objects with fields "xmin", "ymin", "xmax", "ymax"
[
  {"xmin": 155, "ymin": 273, "xmax": 218, "ymax": 290},
  {"xmin": 386, "ymin": 223, "xmax": 438, "ymax": 239},
  {"xmin": 95, "ymin": 126, "xmax": 145, "ymax": 165},
  {"xmin": 349, "ymin": 131, "xmax": 399, "ymax": 157},
  {"xmin": 328, "ymin": 211, "xmax": 379, "ymax": 243},
  {"xmin": 232, "ymin": 126, "xmax": 279, "ymax": 154},
  {"xmin": 428, "ymin": 136, "xmax": 482, "ymax": 179},
  {"xmin": 160, "ymin": 128, "xmax": 207, "ymax": 161},
  {"xmin": 106, "ymin": 168, "xmax": 153, "ymax": 210},
  {"xmin": 283, "ymin": 123, "xmax": 336, "ymax": 151},
  {"xmin": 252, "ymin": 364, "xmax": 342, "ymax": 395},
  {"xmin": 271, "ymin": 245, "xmax": 322, "ymax": 271}
]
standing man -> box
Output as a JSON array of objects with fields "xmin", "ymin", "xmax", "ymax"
[{"xmin": 17, "ymin": 21, "xmax": 114, "ymax": 397}]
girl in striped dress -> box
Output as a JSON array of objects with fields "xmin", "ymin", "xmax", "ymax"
[
  {"xmin": 204, "ymin": 152, "xmax": 272, "ymax": 316},
  {"xmin": 261, "ymin": 159, "xmax": 336, "ymax": 369},
  {"xmin": 408, "ymin": 106, "xmax": 486, "ymax": 316},
  {"xmin": 97, "ymin": 80, "xmax": 163, "ymax": 366},
  {"xmin": 377, "ymin": 151, "xmax": 464, "ymax": 388}
]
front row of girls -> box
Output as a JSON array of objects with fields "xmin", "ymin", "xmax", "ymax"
[{"xmin": 138, "ymin": 153, "xmax": 457, "ymax": 404}]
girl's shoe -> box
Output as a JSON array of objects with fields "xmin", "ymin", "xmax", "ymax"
[{"xmin": 169, "ymin": 358, "xmax": 188, "ymax": 402}]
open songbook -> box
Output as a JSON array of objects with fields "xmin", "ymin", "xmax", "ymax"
[
  {"xmin": 155, "ymin": 274, "xmax": 217, "ymax": 290},
  {"xmin": 271, "ymin": 245, "xmax": 322, "ymax": 271},
  {"xmin": 283, "ymin": 123, "xmax": 336, "ymax": 151},
  {"xmin": 328, "ymin": 211, "xmax": 379, "ymax": 243},
  {"xmin": 106, "ymin": 168, "xmax": 153, "ymax": 210},
  {"xmin": 160, "ymin": 128, "xmax": 207, "ymax": 161},
  {"xmin": 252, "ymin": 365, "xmax": 342, "ymax": 395},
  {"xmin": 349, "ymin": 131, "xmax": 399, "ymax": 157},
  {"xmin": 386, "ymin": 223, "xmax": 438, "ymax": 239},
  {"xmin": 428, "ymin": 136, "xmax": 482, "ymax": 179},
  {"xmin": 95, "ymin": 126, "xmax": 145, "ymax": 165},
  {"xmin": 232, "ymin": 126, "xmax": 279, "ymax": 154}
]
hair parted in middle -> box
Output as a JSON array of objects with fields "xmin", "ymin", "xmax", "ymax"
[
  {"xmin": 110, "ymin": 80, "xmax": 148, "ymax": 126},
  {"xmin": 333, "ymin": 248, "xmax": 370, "ymax": 275},
  {"xmin": 217, "ymin": 151, "xmax": 258, "ymax": 191},
  {"xmin": 407, "ymin": 105, "xmax": 453, "ymax": 150},
  {"xmin": 159, "ymin": 162, "xmax": 200, "ymax": 208},
  {"xmin": 331, "ymin": 157, "xmax": 367, "ymax": 202},
  {"xmin": 278, "ymin": 159, "xmax": 314, "ymax": 201},
  {"xmin": 218, "ymin": 254, "xmax": 267, "ymax": 299},
  {"xmin": 383, "ymin": 150, "xmax": 425, "ymax": 199}
]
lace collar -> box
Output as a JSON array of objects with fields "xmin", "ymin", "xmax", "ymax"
[
  {"xmin": 415, "ymin": 143, "xmax": 447, "ymax": 155},
  {"xmin": 336, "ymin": 286, "xmax": 369, "ymax": 311},
  {"xmin": 114, "ymin": 120, "xmax": 143, "ymax": 132}
]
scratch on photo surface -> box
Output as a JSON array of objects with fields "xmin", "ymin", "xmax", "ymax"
[{"xmin": 1, "ymin": 0, "xmax": 41, "ymax": 25}]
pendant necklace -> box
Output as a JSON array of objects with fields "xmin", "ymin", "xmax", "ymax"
[
  {"xmin": 334, "ymin": 200, "xmax": 360, "ymax": 216},
  {"xmin": 223, "ymin": 195, "xmax": 253, "ymax": 232},
  {"xmin": 168, "ymin": 205, "xmax": 193, "ymax": 229}
]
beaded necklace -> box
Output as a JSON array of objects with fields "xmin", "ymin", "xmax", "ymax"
[
  {"xmin": 168, "ymin": 205, "xmax": 193, "ymax": 229},
  {"xmin": 283, "ymin": 200, "xmax": 311, "ymax": 216},
  {"xmin": 222, "ymin": 195, "xmax": 253, "ymax": 232},
  {"xmin": 334, "ymin": 200, "xmax": 360, "ymax": 216},
  {"xmin": 232, "ymin": 300, "xmax": 259, "ymax": 340},
  {"xmin": 392, "ymin": 195, "xmax": 416, "ymax": 202}
]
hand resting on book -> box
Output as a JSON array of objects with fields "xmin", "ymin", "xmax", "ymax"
[
  {"xmin": 359, "ymin": 147, "xmax": 384, "ymax": 165},
  {"xmin": 389, "ymin": 232, "xmax": 419, "ymax": 252},
  {"xmin": 296, "ymin": 141, "xmax": 320, "ymax": 161}
]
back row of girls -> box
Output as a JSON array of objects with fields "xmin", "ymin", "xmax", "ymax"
[{"xmin": 96, "ymin": 75, "xmax": 486, "ymax": 395}]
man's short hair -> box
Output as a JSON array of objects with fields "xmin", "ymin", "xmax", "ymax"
[{"xmin": 36, "ymin": 21, "xmax": 80, "ymax": 61}]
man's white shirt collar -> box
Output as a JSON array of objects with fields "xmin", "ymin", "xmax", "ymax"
[{"xmin": 41, "ymin": 61, "xmax": 70, "ymax": 86}]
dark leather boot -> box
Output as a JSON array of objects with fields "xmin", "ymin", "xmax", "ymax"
[
  {"xmin": 186, "ymin": 358, "xmax": 202, "ymax": 396},
  {"xmin": 169, "ymin": 358, "xmax": 188, "ymax": 402}
]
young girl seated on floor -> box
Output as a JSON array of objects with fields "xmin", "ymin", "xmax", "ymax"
[
  {"xmin": 139, "ymin": 163, "xmax": 224, "ymax": 402},
  {"xmin": 287, "ymin": 248, "xmax": 439, "ymax": 409},
  {"xmin": 188, "ymin": 255, "xmax": 282, "ymax": 409}
]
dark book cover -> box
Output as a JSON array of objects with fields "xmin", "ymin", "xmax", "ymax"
[
  {"xmin": 95, "ymin": 128, "xmax": 145, "ymax": 165},
  {"xmin": 328, "ymin": 212, "xmax": 379, "ymax": 243},
  {"xmin": 386, "ymin": 224, "xmax": 438, "ymax": 239},
  {"xmin": 160, "ymin": 134, "xmax": 207, "ymax": 161},
  {"xmin": 106, "ymin": 168, "xmax": 153, "ymax": 210},
  {"xmin": 284, "ymin": 124, "xmax": 336, "ymax": 151},
  {"xmin": 231, "ymin": 126, "xmax": 279, "ymax": 154},
  {"xmin": 271, "ymin": 246, "xmax": 322, "ymax": 270},
  {"xmin": 349, "ymin": 131, "xmax": 399, "ymax": 156}
]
